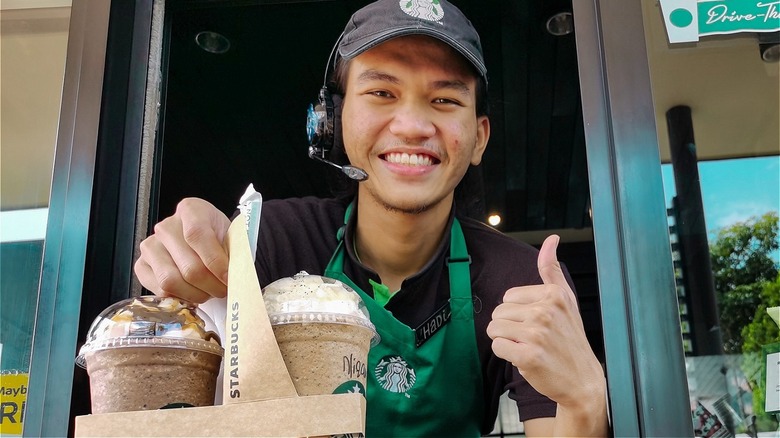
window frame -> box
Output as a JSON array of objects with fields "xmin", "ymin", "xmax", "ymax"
[
  {"xmin": 573, "ymin": 0, "xmax": 692, "ymax": 435},
  {"xmin": 25, "ymin": 0, "xmax": 694, "ymax": 436}
]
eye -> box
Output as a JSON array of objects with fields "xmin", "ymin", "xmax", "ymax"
[
  {"xmin": 433, "ymin": 97, "xmax": 464, "ymax": 106},
  {"xmin": 368, "ymin": 90, "xmax": 394, "ymax": 98}
]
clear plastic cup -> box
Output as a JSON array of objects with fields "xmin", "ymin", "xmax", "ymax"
[
  {"xmin": 76, "ymin": 296, "xmax": 224, "ymax": 413},
  {"xmin": 264, "ymin": 272, "xmax": 379, "ymax": 397}
]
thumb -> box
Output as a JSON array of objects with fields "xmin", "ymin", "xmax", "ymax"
[{"xmin": 537, "ymin": 234, "xmax": 567, "ymax": 288}]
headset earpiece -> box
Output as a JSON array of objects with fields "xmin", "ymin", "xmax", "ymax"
[
  {"xmin": 306, "ymin": 80, "xmax": 367, "ymax": 181},
  {"xmin": 306, "ymin": 85, "xmax": 335, "ymax": 154},
  {"xmin": 307, "ymin": 31, "xmax": 346, "ymax": 156},
  {"xmin": 306, "ymin": 30, "xmax": 366, "ymax": 182}
]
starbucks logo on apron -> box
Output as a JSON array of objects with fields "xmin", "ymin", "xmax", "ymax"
[{"xmin": 374, "ymin": 355, "xmax": 416, "ymax": 395}]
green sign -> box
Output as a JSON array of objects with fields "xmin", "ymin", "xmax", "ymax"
[{"xmin": 660, "ymin": 0, "xmax": 780, "ymax": 43}]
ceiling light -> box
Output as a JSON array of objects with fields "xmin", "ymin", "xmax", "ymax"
[
  {"xmin": 758, "ymin": 32, "xmax": 780, "ymax": 63},
  {"xmin": 195, "ymin": 31, "xmax": 231, "ymax": 54},
  {"xmin": 761, "ymin": 44, "xmax": 780, "ymax": 62},
  {"xmin": 546, "ymin": 12, "xmax": 574, "ymax": 36},
  {"xmin": 488, "ymin": 214, "xmax": 502, "ymax": 227}
]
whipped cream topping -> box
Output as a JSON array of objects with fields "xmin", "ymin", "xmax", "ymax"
[
  {"xmin": 90, "ymin": 296, "xmax": 220, "ymax": 345},
  {"xmin": 263, "ymin": 272, "xmax": 369, "ymax": 320}
]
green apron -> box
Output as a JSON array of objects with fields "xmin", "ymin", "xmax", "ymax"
[{"xmin": 324, "ymin": 207, "xmax": 484, "ymax": 437}]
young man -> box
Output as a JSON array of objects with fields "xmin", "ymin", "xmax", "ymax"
[{"xmin": 135, "ymin": 0, "xmax": 609, "ymax": 435}]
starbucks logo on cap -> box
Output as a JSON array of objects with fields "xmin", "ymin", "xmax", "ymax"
[
  {"xmin": 374, "ymin": 355, "xmax": 416, "ymax": 396},
  {"xmin": 399, "ymin": 0, "xmax": 444, "ymax": 22}
]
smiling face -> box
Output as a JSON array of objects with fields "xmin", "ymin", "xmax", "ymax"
[{"xmin": 340, "ymin": 35, "xmax": 490, "ymax": 215}]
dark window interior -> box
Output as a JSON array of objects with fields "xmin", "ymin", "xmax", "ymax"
[{"xmin": 154, "ymin": 0, "xmax": 591, "ymax": 234}]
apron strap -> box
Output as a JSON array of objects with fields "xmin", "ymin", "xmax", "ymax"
[
  {"xmin": 337, "ymin": 201, "xmax": 354, "ymax": 241},
  {"xmin": 332, "ymin": 201, "xmax": 472, "ymax": 305},
  {"xmin": 447, "ymin": 219, "xmax": 473, "ymax": 319}
]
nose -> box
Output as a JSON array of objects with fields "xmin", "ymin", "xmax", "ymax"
[{"xmin": 388, "ymin": 102, "xmax": 436, "ymax": 141}]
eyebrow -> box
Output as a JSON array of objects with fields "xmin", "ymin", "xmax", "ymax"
[
  {"xmin": 431, "ymin": 80, "xmax": 471, "ymax": 97},
  {"xmin": 356, "ymin": 69, "xmax": 400, "ymax": 85},
  {"xmin": 356, "ymin": 69, "xmax": 472, "ymax": 97}
]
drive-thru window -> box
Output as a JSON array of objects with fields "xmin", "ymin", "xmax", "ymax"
[{"xmin": 1, "ymin": 0, "xmax": 776, "ymax": 436}]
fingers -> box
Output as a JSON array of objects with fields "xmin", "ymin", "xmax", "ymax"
[
  {"xmin": 134, "ymin": 257, "xmax": 213, "ymax": 303},
  {"xmin": 490, "ymin": 331, "xmax": 551, "ymax": 381},
  {"xmin": 490, "ymin": 337, "xmax": 542, "ymax": 375},
  {"xmin": 133, "ymin": 198, "xmax": 231, "ymax": 303},
  {"xmin": 500, "ymin": 284, "xmax": 572, "ymax": 311},
  {"xmin": 487, "ymin": 297, "xmax": 561, "ymax": 348},
  {"xmin": 537, "ymin": 234, "xmax": 577, "ymax": 306},
  {"xmin": 488, "ymin": 234, "xmax": 601, "ymax": 409},
  {"xmin": 490, "ymin": 301, "xmax": 555, "ymax": 328},
  {"xmin": 493, "ymin": 286, "xmax": 582, "ymax": 340},
  {"xmin": 175, "ymin": 199, "xmax": 231, "ymax": 284},
  {"xmin": 487, "ymin": 317, "xmax": 528, "ymax": 343},
  {"xmin": 501, "ymin": 284, "xmax": 547, "ymax": 304},
  {"xmin": 537, "ymin": 234, "xmax": 564, "ymax": 286},
  {"xmin": 154, "ymin": 217, "xmax": 228, "ymax": 296},
  {"xmin": 491, "ymin": 337, "xmax": 523, "ymax": 363}
]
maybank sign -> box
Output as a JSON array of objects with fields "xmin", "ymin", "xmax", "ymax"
[{"xmin": 659, "ymin": 0, "xmax": 780, "ymax": 43}]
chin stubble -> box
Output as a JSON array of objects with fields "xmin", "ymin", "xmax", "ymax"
[{"xmin": 366, "ymin": 186, "xmax": 432, "ymax": 215}]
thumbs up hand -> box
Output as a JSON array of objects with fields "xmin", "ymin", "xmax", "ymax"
[{"xmin": 487, "ymin": 235, "xmax": 608, "ymax": 435}]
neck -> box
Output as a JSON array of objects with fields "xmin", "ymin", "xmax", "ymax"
[{"xmin": 353, "ymin": 193, "xmax": 453, "ymax": 292}]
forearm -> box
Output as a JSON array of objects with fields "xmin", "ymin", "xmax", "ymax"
[{"xmin": 552, "ymin": 377, "xmax": 609, "ymax": 437}]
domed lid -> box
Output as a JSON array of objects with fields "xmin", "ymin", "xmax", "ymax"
[
  {"xmin": 76, "ymin": 296, "xmax": 223, "ymax": 368},
  {"xmin": 263, "ymin": 272, "xmax": 379, "ymax": 346}
]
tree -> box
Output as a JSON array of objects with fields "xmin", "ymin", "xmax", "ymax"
[
  {"xmin": 741, "ymin": 276, "xmax": 780, "ymax": 353},
  {"xmin": 710, "ymin": 212, "xmax": 779, "ymax": 353},
  {"xmin": 740, "ymin": 275, "xmax": 780, "ymax": 430}
]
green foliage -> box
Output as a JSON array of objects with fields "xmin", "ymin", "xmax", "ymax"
[
  {"xmin": 719, "ymin": 283, "xmax": 765, "ymax": 353},
  {"xmin": 708, "ymin": 213, "xmax": 778, "ymax": 429},
  {"xmin": 711, "ymin": 212, "xmax": 778, "ymax": 291},
  {"xmin": 742, "ymin": 275, "xmax": 780, "ymax": 354},
  {"xmin": 710, "ymin": 212, "xmax": 779, "ymax": 353},
  {"xmin": 740, "ymin": 276, "xmax": 780, "ymax": 427}
]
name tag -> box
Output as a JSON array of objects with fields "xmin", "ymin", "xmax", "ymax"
[{"xmin": 414, "ymin": 301, "xmax": 451, "ymax": 347}]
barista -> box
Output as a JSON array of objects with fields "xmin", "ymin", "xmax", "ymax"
[{"xmin": 135, "ymin": 0, "xmax": 609, "ymax": 435}]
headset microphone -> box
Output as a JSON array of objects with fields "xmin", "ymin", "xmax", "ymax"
[
  {"xmin": 306, "ymin": 32, "xmax": 368, "ymax": 182},
  {"xmin": 308, "ymin": 146, "xmax": 368, "ymax": 181}
]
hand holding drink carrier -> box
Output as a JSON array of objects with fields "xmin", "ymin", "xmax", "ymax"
[{"xmin": 75, "ymin": 185, "xmax": 373, "ymax": 437}]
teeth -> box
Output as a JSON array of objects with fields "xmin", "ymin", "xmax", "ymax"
[{"xmin": 385, "ymin": 152, "xmax": 433, "ymax": 166}]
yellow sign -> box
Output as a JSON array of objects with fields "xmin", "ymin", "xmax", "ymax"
[{"xmin": 0, "ymin": 373, "xmax": 28, "ymax": 436}]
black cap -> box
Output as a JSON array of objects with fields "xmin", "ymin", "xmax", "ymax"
[{"xmin": 338, "ymin": 0, "xmax": 487, "ymax": 80}]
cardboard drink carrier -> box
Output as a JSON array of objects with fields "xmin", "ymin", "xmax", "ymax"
[{"xmin": 75, "ymin": 208, "xmax": 367, "ymax": 437}]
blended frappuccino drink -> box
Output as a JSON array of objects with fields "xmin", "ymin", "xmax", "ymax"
[
  {"xmin": 76, "ymin": 296, "xmax": 223, "ymax": 413},
  {"xmin": 263, "ymin": 272, "xmax": 379, "ymax": 397}
]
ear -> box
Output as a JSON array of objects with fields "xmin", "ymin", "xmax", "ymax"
[{"xmin": 470, "ymin": 115, "xmax": 490, "ymax": 165}]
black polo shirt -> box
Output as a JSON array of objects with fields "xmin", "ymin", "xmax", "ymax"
[{"xmin": 254, "ymin": 196, "xmax": 558, "ymax": 432}]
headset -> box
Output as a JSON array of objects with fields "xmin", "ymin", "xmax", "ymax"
[{"xmin": 306, "ymin": 32, "xmax": 368, "ymax": 181}]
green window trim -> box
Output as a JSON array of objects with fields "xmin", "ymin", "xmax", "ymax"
[{"xmin": 573, "ymin": 0, "xmax": 693, "ymax": 435}]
